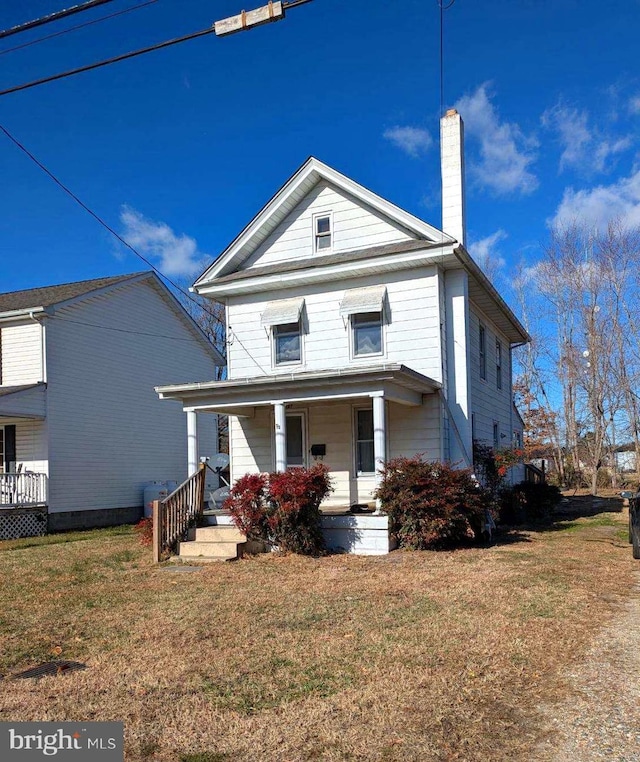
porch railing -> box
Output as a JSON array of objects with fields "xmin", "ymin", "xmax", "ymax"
[
  {"xmin": 0, "ymin": 472, "xmax": 48, "ymax": 508},
  {"xmin": 152, "ymin": 463, "xmax": 206, "ymax": 563},
  {"xmin": 524, "ymin": 463, "xmax": 546, "ymax": 484}
]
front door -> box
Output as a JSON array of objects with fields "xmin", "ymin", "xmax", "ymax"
[{"xmin": 286, "ymin": 412, "xmax": 306, "ymax": 468}]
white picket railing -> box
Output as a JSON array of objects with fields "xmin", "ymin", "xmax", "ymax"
[{"xmin": 0, "ymin": 472, "xmax": 48, "ymax": 508}]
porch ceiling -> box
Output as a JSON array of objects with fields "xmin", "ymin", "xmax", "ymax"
[
  {"xmin": 156, "ymin": 364, "xmax": 441, "ymax": 414},
  {"xmin": 0, "ymin": 383, "xmax": 46, "ymax": 419}
]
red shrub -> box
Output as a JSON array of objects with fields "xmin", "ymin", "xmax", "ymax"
[
  {"xmin": 224, "ymin": 465, "xmax": 332, "ymax": 555},
  {"xmin": 134, "ymin": 517, "xmax": 153, "ymax": 547},
  {"xmin": 225, "ymin": 473, "xmax": 269, "ymax": 540},
  {"xmin": 375, "ymin": 457, "xmax": 492, "ymax": 549}
]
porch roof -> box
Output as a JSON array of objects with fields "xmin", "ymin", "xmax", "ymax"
[
  {"xmin": 0, "ymin": 383, "xmax": 46, "ymax": 419},
  {"xmin": 156, "ymin": 364, "xmax": 441, "ymax": 414}
]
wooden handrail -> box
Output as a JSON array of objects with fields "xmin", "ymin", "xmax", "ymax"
[{"xmin": 152, "ymin": 463, "xmax": 206, "ymax": 563}]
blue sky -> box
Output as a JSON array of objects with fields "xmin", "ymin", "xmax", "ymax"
[{"xmin": 1, "ymin": 0, "xmax": 639, "ymax": 302}]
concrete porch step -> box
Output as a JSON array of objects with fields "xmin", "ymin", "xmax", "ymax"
[
  {"xmin": 178, "ymin": 540, "xmax": 243, "ymax": 561},
  {"xmin": 188, "ymin": 525, "xmax": 246, "ymax": 543}
]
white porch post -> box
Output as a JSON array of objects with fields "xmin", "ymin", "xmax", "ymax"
[
  {"xmin": 186, "ymin": 409, "xmax": 198, "ymax": 476},
  {"xmin": 274, "ymin": 402, "xmax": 287, "ymax": 472},
  {"xmin": 372, "ymin": 393, "xmax": 386, "ymax": 512}
]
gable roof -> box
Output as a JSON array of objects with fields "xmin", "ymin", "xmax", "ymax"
[
  {"xmin": 193, "ymin": 156, "xmax": 454, "ymax": 286},
  {"xmin": 0, "ymin": 272, "xmax": 225, "ymax": 366},
  {"xmin": 0, "ymin": 273, "xmax": 144, "ymax": 313}
]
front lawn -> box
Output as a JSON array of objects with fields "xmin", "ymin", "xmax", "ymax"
[{"xmin": 0, "ymin": 506, "xmax": 635, "ymax": 761}]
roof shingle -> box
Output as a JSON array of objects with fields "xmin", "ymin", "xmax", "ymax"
[{"xmin": 0, "ymin": 273, "xmax": 147, "ymax": 314}]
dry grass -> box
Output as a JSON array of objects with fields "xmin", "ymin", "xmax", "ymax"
[{"xmin": 0, "ymin": 501, "xmax": 636, "ymax": 761}]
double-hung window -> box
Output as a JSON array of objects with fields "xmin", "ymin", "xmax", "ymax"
[
  {"xmin": 273, "ymin": 323, "xmax": 301, "ymax": 365},
  {"xmin": 339, "ymin": 286, "xmax": 387, "ymax": 360},
  {"xmin": 496, "ymin": 340, "xmax": 502, "ymax": 390},
  {"xmin": 261, "ymin": 297, "xmax": 305, "ymax": 368},
  {"xmin": 313, "ymin": 212, "xmax": 332, "ymax": 253},
  {"xmin": 352, "ymin": 312, "xmax": 383, "ymax": 357}
]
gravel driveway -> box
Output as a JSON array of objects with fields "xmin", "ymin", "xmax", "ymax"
[{"xmin": 535, "ymin": 571, "xmax": 640, "ymax": 761}]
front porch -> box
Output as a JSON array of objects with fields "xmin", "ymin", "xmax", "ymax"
[
  {"xmin": 156, "ymin": 365, "xmax": 442, "ymax": 557},
  {"xmin": 1, "ymin": 385, "xmax": 49, "ymax": 538}
]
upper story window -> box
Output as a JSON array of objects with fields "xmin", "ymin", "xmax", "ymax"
[
  {"xmin": 260, "ymin": 297, "xmax": 305, "ymax": 368},
  {"xmin": 479, "ymin": 324, "xmax": 486, "ymax": 381},
  {"xmin": 313, "ymin": 212, "xmax": 332, "ymax": 253},
  {"xmin": 339, "ymin": 285, "xmax": 387, "ymax": 361},
  {"xmin": 496, "ymin": 339, "xmax": 502, "ymax": 390},
  {"xmin": 273, "ymin": 322, "xmax": 301, "ymax": 365},
  {"xmin": 352, "ymin": 312, "xmax": 383, "ymax": 357}
]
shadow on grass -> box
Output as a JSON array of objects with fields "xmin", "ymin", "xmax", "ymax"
[{"xmin": 496, "ymin": 494, "xmax": 626, "ymax": 537}]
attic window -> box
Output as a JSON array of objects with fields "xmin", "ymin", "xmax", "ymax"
[{"xmin": 314, "ymin": 213, "xmax": 332, "ymax": 252}]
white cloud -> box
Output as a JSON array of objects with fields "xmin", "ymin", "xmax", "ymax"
[
  {"xmin": 550, "ymin": 168, "xmax": 640, "ymax": 229},
  {"xmin": 542, "ymin": 103, "xmax": 632, "ymax": 174},
  {"xmin": 454, "ymin": 83, "xmax": 538, "ymax": 195},
  {"xmin": 119, "ymin": 207, "xmax": 208, "ymax": 278},
  {"xmin": 383, "ymin": 125, "xmax": 432, "ymax": 158},
  {"xmin": 629, "ymin": 95, "xmax": 640, "ymax": 114},
  {"xmin": 468, "ymin": 229, "xmax": 507, "ymax": 278}
]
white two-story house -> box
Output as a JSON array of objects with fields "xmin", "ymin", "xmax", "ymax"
[
  {"xmin": 156, "ymin": 110, "xmax": 528, "ymax": 554},
  {"xmin": 0, "ymin": 271, "xmax": 223, "ymax": 538}
]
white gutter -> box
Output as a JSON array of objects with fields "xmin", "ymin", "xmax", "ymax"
[{"xmin": 0, "ymin": 306, "xmax": 45, "ymax": 323}]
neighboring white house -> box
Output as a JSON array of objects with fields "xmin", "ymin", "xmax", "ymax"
[
  {"xmin": 156, "ymin": 110, "xmax": 529, "ymax": 554},
  {"xmin": 0, "ymin": 271, "xmax": 223, "ymax": 537}
]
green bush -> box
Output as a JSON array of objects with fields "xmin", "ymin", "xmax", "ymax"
[
  {"xmin": 507, "ymin": 481, "xmax": 562, "ymax": 524},
  {"xmin": 225, "ymin": 465, "xmax": 332, "ymax": 555},
  {"xmin": 375, "ymin": 457, "xmax": 493, "ymax": 549}
]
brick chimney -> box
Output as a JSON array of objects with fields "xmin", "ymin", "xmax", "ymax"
[{"xmin": 440, "ymin": 108, "xmax": 467, "ymax": 246}]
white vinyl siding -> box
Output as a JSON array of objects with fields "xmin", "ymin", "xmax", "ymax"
[
  {"xmin": 229, "ymin": 397, "xmax": 441, "ymax": 508},
  {"xmin": 469, "ymin": 307, "xmax": 513, "ymax": 453},
  {"xmin": 44, "ymin": 280, "xmax": 218, "ymax": 514},
  {"xmin": 15, "ymin": 419, "xmax": 48, "ymax": 475},
  {"xmin": 243, "ymin": 181, "xmax": 416, "ymax": 269},
  {"xmin": 0, "ymin": 322, "xmax": 43, "ymax": 386},
  {"xmin": 226, "ymin": 266, "xmax": 441, "ymax": 381}
]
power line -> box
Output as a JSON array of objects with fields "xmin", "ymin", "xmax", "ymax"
[
  {"xmin": 0, "ymin": 0, "xmax": 310, "ymax": 98},
  {"xmin": 49, "ymin": 313, "xmax": 213, "ymax": 344},
  {"xmin": 0, "ymin": 26, "xmax": 215, "ymax": 98},
  {"xmin": 0, "ymin": 0, "xmax": 118, "ymax": 40},
  {"xmin": 0, "ymin": 122, "xmax": 226, "ymax": 336},
  {"xmin": 0, "ymin": 1, "xmax": 158, "ymax": 58}
]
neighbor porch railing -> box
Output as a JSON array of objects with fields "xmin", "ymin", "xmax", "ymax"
[
  {"xmin": 152, "ymin": 463, "xmax": 206, "ymax": 563},
  {"xmin": 524, "ymin": 462, "xmax": 546, "ymax": 484},
  {"xmin": 0, "ymin": 472, "xmax": 48, "ymax": 508}
]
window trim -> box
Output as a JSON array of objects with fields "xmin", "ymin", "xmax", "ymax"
[
  {"xmin": 353, "ymin": 405, "xmax": 375, "ymax": 476},
  {"xmin": 349, "ymin": 311, "xmax": 384, "ymax": 361},
  {"xmin": 271, "ymin": 321, "xmax": 303, "ymax": 368},
  {"xmin": 496, "ymin": 339, "xmax": 502, "ymax": 390},
  {"xmin": 312, "ymin": 211, "xmax": 333, "ymax": 254},
  {"xmin": 479, "ymin": 324, "xmax": 487, "ymax": 381},
  {"xmin": 493, "ymin": 421, "xmax": 500, "ymax": 449}
]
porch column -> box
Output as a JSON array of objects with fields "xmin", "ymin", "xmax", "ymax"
[
  {"xmin": 372, "ymin": 393, "xmax": 386, "ymax": 512},
  {"xmin": 186, "ymin": 409, "xmax": 198, "ymax": 476},
  {"xmin": 274, "ymin": 402, "xmax": 287, "ymax": 472}
]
